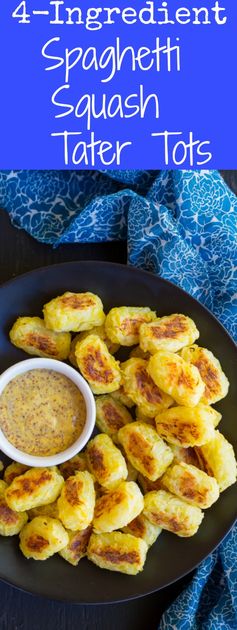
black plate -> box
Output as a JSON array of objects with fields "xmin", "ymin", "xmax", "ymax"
[{"xmin": 0, "ymin": 261, "xmax": 236, "ymax": 604}]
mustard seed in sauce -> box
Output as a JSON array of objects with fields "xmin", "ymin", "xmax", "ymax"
[{"xmin": 0, "ymin": 369, "xmax": 86, "ymax": 456}]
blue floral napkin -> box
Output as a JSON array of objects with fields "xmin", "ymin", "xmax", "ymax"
[{"xmin": 0, "ymin": 168, "xmax": 236, "ymax": 628}]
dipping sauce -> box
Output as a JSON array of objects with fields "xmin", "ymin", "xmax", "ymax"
[{"xmin": 0, "ymin": 369, "xmax": 86, "ymax": 456}]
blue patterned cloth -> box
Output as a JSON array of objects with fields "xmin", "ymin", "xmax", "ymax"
[
  {"xmin": 0, "ymin": 168, "xmax": 237, "ymax": 628},
  {"xmin": 159, "ymin": 524, "xmax": 237, "ymax": 630}
]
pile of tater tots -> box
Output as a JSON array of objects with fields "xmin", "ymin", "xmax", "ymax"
[{"xmin": 0, "ymin": 291, "xmax": 236, "ymax": 575}]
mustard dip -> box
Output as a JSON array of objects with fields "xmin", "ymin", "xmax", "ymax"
[{"xmin": 0, "ymin": 369, "xmax": 86, "ymax": 456}]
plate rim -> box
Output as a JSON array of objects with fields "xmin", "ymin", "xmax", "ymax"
[
  {"xmin": 0, "ymin": 520, "xmax": 235, "ymax": 606},
  {"xmin": 0, "ymin": 259, "xmax": 236, "ymax": 350}
]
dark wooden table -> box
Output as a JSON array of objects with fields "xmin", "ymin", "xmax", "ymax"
[{"xmin": 0, "ymin": 170, "xmax": 236, "ymax": 630}]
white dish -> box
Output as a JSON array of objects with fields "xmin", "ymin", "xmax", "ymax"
[{"xmin": 0, "ymin": 357, "xmax": 96, "ymax": 467}]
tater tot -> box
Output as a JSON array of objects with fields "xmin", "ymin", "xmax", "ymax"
[
  {"xmin": 86, "ymin": 434, "xmax": 127, "ymax": 490},
  {"xmin": 121, "ymin": 358, "xmax": 173, "ymax": 417},
  {"xmin": 125, "ymin": 459, "xmax": 138, "ymax": 482},
  {"xmin": 0, "ymin": 481, "xmax": 7, "ymax": 494},
  {"xmin": 20, "ymin": 516, "xmax": 69, "ymax": 560},
  {"xmin": 93, "ymin": 481, "xmax": 144, "ymax": 533},
  {"xmin": 28, "ymin": 501, "xmax": 59, "ymax": 520},
  {"xmin": 5, "ymin": 468, "xmax": 64, "ymax": 512},
  {"xmin": 43, "ymin": 291, "xmax": 105, "ymax": 333},
  {"xmin": 197, "ymin": 404, "xmax": 222, "ymax": 428},
  {"xmin": 169, "ymin": 445, "xmax": 201, "ymax": 468},
  {"xmin": 129, "ymin": 346, "xmax": 150, "ymax": 360},
  {"xmin": 118, "ymin": 422, "xmax": 173, "ymax": 481},
  {"xmin": 118, "ymin": 446, "xmax": 138, "ymax": 482},
  {"xmin": 155, "ymin": 406, "xmax": 215, "ymax": 448},
  {"xmin": 148, "ymin": 351, "xmax": 205, "ymax": 407},
  {"xmin": 135, "ymin": 407, "xmax": 156, "ymax": 427},
  {"xmin": 59, "ymin": 526, "xmax": 92, "ymax": 566},
  {"xmin": 68, "ymin": 334, "xmax": 82, "ymax": 368},
  {"xmin": 140, "ymin": 314, "xmax": 199, "ymax": 354},
  {"xmin": 95, "ymin": 395, "xmax": 133, "ymax": 442},
  {"xmin": 9, "ymin": 317, "xmax": 71, "ymax": 360},
  {"xmin": 3, "ymin": 463, "xmax": 30, "ymax": 485},
  {"xmin": 123, "ymin": 513, "xmax": 162, "ymax": 547},
  {"xmin": 105, "ymin": 306, "xmax": 156, "ymax": 346},
  {"xmin": 0, "ymin": 479, "xmax": 27, "ymax": 537},
  {"xmin": 195, "ymin": 430, "xmax": 237, "ymax": 492},
  {"xmin": 0, "ymin": 485, "xmax": 28, "ymax": 536},
  {"xmin": 161, "ymin": 462, "xmax": 219, "ymax": 509},
  {"xmin": 111, "ymin": 386, "xmax": 134, "ymax": 408},
  {"xmin": 69, "ymin": 327, "xmax": 119, "ymax": 367},
  {"xmin": 59, "ymin": 454, "xmax": 88, "ymax": 480},
  {"xmin": 57, "ymin": 471, "xmax": 95, "ymax": 531},
  {"xmin": 75, "ymin": 335, "xmax": 121, "ymax": 394},
  {"xmin": 144, "ymin": 490, "xmax": 204, "ymax": 537},
  {"xmin": 180, "ymin": 345, "xmax": 230, "ymax": 405},
  {"xmin": 137, "ymin": 474, "xmax": 163, "ymax": 494},
  {"xmin": 88, "ymin": 531, "xmax": 148, "ymax": 575}
]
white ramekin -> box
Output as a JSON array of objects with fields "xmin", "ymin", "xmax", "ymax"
[{"xmin": 0, "ymin": 357, "xmax": 96, "ymax": 467}]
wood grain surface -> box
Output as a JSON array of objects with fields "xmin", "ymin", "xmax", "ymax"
[{"xmin": 0, "ymin": 170, "xmax": 236, "ymax": 629}]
